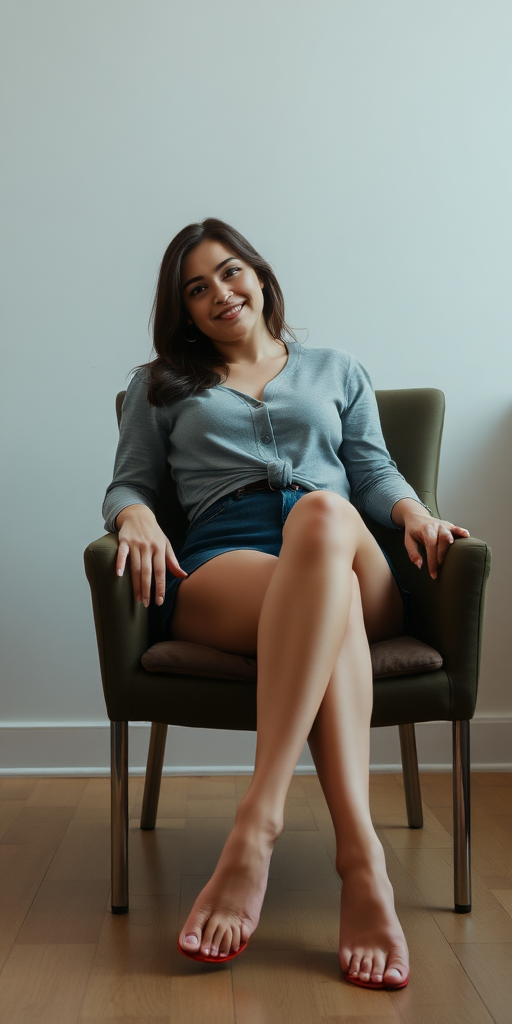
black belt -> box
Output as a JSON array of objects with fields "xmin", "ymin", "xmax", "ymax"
[{"xmin": 234, "ymin": 479, "xmax": 301, "ymax": 498}]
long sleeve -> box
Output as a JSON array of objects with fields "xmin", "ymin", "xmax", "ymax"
[
  {"xmin": 339, "ymin": 358, "xmax": 425, "ymax": 527},
  {"xmin": 102, "ymin": 372, "xmax": 170, "ymax": 533}
]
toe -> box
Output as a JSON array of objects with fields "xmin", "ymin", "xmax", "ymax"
[
  {"xmin": 383, "ymin": 951, "xmax": 409, "ymax": 987},
  {"xmin": 179, "ymin": 929, "xmax": 202, "ymax": 953},
  {"xmin": 346, "ymin": 950, "xmax": 363, "ymax": 978},
  {"xmin": 370, "ymin": 950, "xmax": 386, "ymax": 984},
  {"xmin": 359, "ymin": 953, "xmax": 373, "ymax": 983},
  {"xmin": 179, "ymin": 905, "xmax": 210, "ymax": 953},
  {"xmin": 218, "ymin": 926, "xmax": 233, "ymax": 958},
  {"xmin": 384, "ymin": 965, "xmax": 408, "ymax": 987}
]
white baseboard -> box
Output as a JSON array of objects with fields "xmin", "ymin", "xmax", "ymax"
[{"xmin": 0, "ymin": 718, "xmax": 510, "ymax": 776}]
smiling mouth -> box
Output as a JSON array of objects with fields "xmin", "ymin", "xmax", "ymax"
[{"xmin": 216, "ymin": 302, "xmax": 245, "ymax": 321}]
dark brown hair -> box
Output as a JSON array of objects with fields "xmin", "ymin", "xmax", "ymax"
[{"xmin": 142, "ymin": 218, "xmax": 295, "ymax": 405}]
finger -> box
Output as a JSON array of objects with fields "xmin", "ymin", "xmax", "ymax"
[
  {"xmin": 129, "ymin": 550, "xmax": 142, "ymax": 604},
  {"xmin": 165, "ymin": 544, "xmax": 188, "ymax": 579},
  {"xmin": 424, "ymin": 533, "xmax": 442, "ymax": 579},
  {"xmin": 140, "ymin": 550, "xmax": 153, "ymax": 608},
  {"xmin": 451, "ymin": 525, "xmax": 470, "ymax": 538},
  {"xmin": 404, "ymin": 533, "xmax": 423, "ymax": 570},
  {"xmin": 153, "ymin": 552, "xmax": 167, "ymax": 607},
  {"xmin": 435, "ymin": 528, "xmax": 456, "ymax": 568},
  {"xmin": 425, "ymin": 524, "xmax": 455, "ymax": 577},
  {"xmin": 116, "ymin": 540, "xmax": 129, "ymax": 577}
]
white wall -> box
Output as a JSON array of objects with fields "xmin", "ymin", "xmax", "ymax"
[{"xmin": 1, "ymin": 0, "xmax": 510, "ymax": 771}]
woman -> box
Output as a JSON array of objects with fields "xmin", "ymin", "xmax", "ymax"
[{"xmin": 103, "ymin": 218, "xmax": 468, "ymax": 989}]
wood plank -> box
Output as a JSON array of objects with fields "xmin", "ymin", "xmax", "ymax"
[
  {"xmin": 312, "ymin": 952, "xmax": 399, "ymax": 1019},
  {"xmin": 492, "ymin": 889, "xmax": 512, "ymax": 918},
  {"xmin": 129, "ymin": 820, "xmax": 185, "ymax": 896},
  {"xmin": 1, "ymin": 773, "xmax": 511, "ymax": 1023},
  {"xmin": 472, "ymin": 773, "xmax": 512, "ymax": 788},
  {"xmin": 272, "ymin": 831, "xmax": 340, "ymax": 892},
  {"xmin": 186, "ymin": 777, "xmax": 237, "ymax": 801},
  {"xmin": 387, "ymin": 909, "xmax": 495, "ymax": 1024},
  {"xmin": 79, "ymin": 894, "xmax": 179, "ymax": 1019},
  {"xmin": 73, "ymin": 779, "xmax": 111, "ymax": 820},
  {"xmin": 0, "ymin": 944, "xmax": 96, "ymax": 1024},
  {"xmin": 46, "ymin": 819, "xmax": 110, "ymax": 881},
  {"xmin": 0, "ymin": 805, "xmax": 75, "ymax": 847},
  {"xmin": 157, "ymin": 775, "xmax": 189, "ymax": 818},
  {"xmin": 0, "ymin": 779, "xmax": 37, "ymax": 801},
  {"xmin": 451, "ymin": 943, "xmax": 512, "ymax": 1024},
  {"xmin": 168, "ymin": 955, "xmax": 236, "ymax": 1024},
  {"xmin": 26, "ymin": 778, "xmax": 88, "ymax": 807},
  {"xmin": 0, "ymin": 801, "xmax": 25, "ymax": 841},
  {"xmin": 232, "ymin": 949, "xmax": 320, "ymax": 1024},
  {"xmin": 15, "ymin": 879, "xmax": 110, "ymax": 945},
  {"xmin": 0, "ymin": 844, "xmax": 62, "ymax": 970},
  {"xmin": 380, "ymin": 806, "xmax": 451, "ymax": 850},
  {"xmin": 80, "ymin": 1019, "xmax": 169, "ymax": 1024},
  {"xmin": 283, "ymin": 794, "xmax": 319, "ymax": 832},
  {"xmin": 321, "ymin": 1017, "xmax": 400, "ymax": 1024},
  {"xmin": 182, "ymin": 818, "xmax": 236, "ymax": 875},
  {"xmin": 186, "ymin": 798, "xmax": 238, "ymax": 819},
  {"xmin": 393, "ymin": 846, "xmax": 512, "ymax": 942}
]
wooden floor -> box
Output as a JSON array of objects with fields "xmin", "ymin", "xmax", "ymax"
[{"xmin": 0, "ymin": 772, "xmax": 511, "ymax": 1024}]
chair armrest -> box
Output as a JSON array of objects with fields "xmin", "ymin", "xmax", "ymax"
[
  {"xmin": 84, "ymin": 533, "xmax": 149, "ymax": 721},
  {"xmin": 415, "ymin": 536, "xmax": 492, "ymax": 719},
  {"xmin": 375, "ymin": 528, "xmax": 491, "ymax": 719}
]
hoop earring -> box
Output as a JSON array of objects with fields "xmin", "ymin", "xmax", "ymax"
[{"xmin": 184, "ymin": 326, "xmax": 197, "ymax": 343}]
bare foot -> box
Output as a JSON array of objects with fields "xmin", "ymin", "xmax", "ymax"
[
  {"xmin": 338, "ymin": 846, "xmax": 409, "ymax": 989},
  {"xmin": 178, "ymin": 819, "xmax": 276, "ymax": 959}
]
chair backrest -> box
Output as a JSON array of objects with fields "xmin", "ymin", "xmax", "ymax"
[
  {"xmin": 375, "ymin": 388, "xmax": 444, "ymax": 519},
  {"xmin": 116, "ymin": 386, "xmax": 445, "ymax": 553}
]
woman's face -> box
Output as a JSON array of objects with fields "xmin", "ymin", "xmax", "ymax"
[{"xmin": 181, "ymin": 239, "xmax": 265, "ymax": 346}]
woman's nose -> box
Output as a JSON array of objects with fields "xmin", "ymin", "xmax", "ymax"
[{"xmin": 213, "ymin": 282, "xmax": 233, "ymax": 303}]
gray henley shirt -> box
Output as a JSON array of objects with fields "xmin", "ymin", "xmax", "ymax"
[{"xmin": 103, "ymin": 341, "xmax": 424, "ymax": 533}]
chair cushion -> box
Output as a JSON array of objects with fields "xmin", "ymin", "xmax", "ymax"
[{"xmin": 141, "ymin": 635, "xmax": 442, "ymax": 681}]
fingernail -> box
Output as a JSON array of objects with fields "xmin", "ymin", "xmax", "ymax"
[
  {"xmin": 143, "ymin": 598, "xmax": 149, "ymax": 609},
  {"xmin": 185, "ymin": 934, "xmax": 199, "ymax": 946},
  {"xmin": 116, "ymin": 570, "xmax": 123, "ymax": 577},
  {"xmin": 156, "ymin": 596, "xmax": 163, "ymax": 606}
]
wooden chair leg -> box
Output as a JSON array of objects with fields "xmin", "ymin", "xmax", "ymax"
[
  {"xmin": 141, "ymin": 722, "xmax": 168, "ymax": 830},
  {"xmin": 399, "ymin": 723, "xmax": 423, "ymax": 828},
  {"xmin": 453, "ymin": 719, "xmax": 471, "ymax": 913},
  {"xmin": 110, "ymin": 720, "xmax": 129, "ymax": 913}
]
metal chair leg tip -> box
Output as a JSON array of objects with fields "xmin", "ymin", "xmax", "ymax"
[
  {"xmin": 455, "ymin": 903, "xmax": 471, "ymax": 914},
  {"xmin": 112, "ymin": 904, "xmax": 129, "ymax": 915}
]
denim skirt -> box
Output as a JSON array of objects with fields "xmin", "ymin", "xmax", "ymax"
[
  {"xmin": 154, "ymin": 485, "xmax": 309, "ymax": 639},
  {"xmin": 150, "ymin": 484, "xmax": 408, "ymax": 643}
]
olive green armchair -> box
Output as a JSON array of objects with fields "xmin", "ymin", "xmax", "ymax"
[{"xmin": 84, "ymin": 388, "xmax": 491, "ymax": 917}]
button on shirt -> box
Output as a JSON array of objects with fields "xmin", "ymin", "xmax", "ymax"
[{"xmin": 103, "ymin": 341, "xmax": 425, "ymax": 531}]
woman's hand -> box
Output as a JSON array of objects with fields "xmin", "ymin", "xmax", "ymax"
[
  {"xmin": 392, "ymin": 498, "xmax": 470, "ymax": 580},
  {"xmin": 115, "ymin": 504, "xmax": 188, "ymax": 607}
]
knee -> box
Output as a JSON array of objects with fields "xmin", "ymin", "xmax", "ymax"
[{"xmin": 284, "ymin": 490, "xmax": 361, "ymax": 556}]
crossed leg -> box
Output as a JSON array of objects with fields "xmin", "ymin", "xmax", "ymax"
[{"xmin": 171, "ymin": 490, "xmax": 409, "ymax": 986}]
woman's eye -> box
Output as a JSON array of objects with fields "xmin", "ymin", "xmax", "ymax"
[
  {"xmin": 190, "ymin": 284, "xmax": 205, "ymax": 297},
  {"xmin": 224, "ymin": 266, "xmax": 241, "ymax": 278}
]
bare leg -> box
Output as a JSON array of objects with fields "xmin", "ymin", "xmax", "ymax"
[
  {"xmin": 174, "ymin": 491, "xmax": 408, "ymax": 983},
  {"xmin": 308, "ymin": 577, "xmax": 408, "ymax": 987}
]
